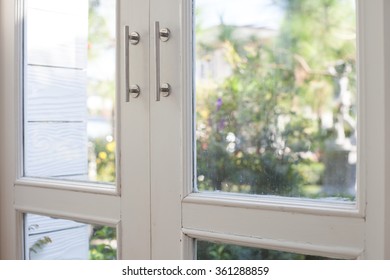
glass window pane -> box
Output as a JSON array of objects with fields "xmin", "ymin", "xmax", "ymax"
[
  {"xmin": 195, "ymin": 0, "xmax": 357, "ymax": 200},
  {"xmin": 24, "ymin": 0, "xmax": 117, "ymax": 184},
  {"xmin": 197, "ymin": 240, "xmax": 335, "ymax": 260},
  {"xmin": 24, "ymin": 213, "xmax": 117, "ymax": 260}
]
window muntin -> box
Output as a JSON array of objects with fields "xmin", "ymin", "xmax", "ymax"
[
  {"xmin": 195, "ymin": 0, "xmax": 357, "ymax": 200},
  {"xmin": 23, "ymin": 0, "xmax": 117, "ymax": 185}
]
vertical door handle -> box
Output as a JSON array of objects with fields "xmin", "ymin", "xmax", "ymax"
[
  {"xmin": 154, "ymin": 21, "xmax": 171, "ymax": 101},
  {"xmin": 125, "ymin": 26, "xmax": 141, "ymax": 102}
]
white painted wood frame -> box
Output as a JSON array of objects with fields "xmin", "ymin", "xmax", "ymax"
[
  {"xmin": 0, "ymin": 0, "xmax": 151, "ymax": 260},
  {"xmin": 1, "ymin": 0, "xmax": 390, "ymax": 260},
  {"xmin": 149, "ymin": 0, "xmax": 390, "ymax": 259}
]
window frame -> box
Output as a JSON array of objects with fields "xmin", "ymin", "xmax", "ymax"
[{"xmin": 1, "ymin": 0, "xmax": 390, "ymax": 260}]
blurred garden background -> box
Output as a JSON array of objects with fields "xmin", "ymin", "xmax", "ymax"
[
  {"xmin": 195, "ymin": 0, "xmax": 357, "ymax": 200},
  {"xmin": 87, "ymin": 0, "xmax": 117, "ymax": 184}
]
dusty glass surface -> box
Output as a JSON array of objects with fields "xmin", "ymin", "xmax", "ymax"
[
  {"xmin": 195, "ymin": 0, "xmax": 357, "ymax": 200},
  {"xmin": 24, "ymin": 213, "xmax": 117, "ymax": 260},
  {"xmin": 24, "ymin": 0, "xmax": 117, "ymax": 184},
  {"xmin": 197, "ymin": 240, "xmax": 335, "ymax": 260}
]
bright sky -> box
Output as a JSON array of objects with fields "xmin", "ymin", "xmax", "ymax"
[{"xmin": 195, "ymin": 0, "xmax": 284, "ymax": 29}]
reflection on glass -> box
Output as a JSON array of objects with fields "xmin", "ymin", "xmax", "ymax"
[
  {"xmin": 24, "ymin": 213, "xmax": 117, "ymax": 260},
  {"xmin": 195, "ymin": 0, "xmax": 357, "ymax": 200},
  {"xmin": 197, "ymin": 240, "xmax": 334, "ymax": 260},
  {"xmin": 24, "ymin": 0, "xmax": 116, "ymax": 184}
]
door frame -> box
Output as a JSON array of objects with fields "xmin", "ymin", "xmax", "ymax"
[{"xmin": 2, "ymin": 0, "xmax": 390, "ymax": 260}]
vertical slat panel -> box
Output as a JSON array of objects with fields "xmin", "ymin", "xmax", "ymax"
[
  {"xmin": 150, "ymin": 0, "xmax": 183, "ymax": 259},
  {"xmin": 119, "ymin": 0, "xmax": 151, "ymax": 259}
]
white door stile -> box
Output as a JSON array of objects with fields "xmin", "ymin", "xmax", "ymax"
[
  {"xmin": 120, "ymin": 0, "xmax": 152, "ymax": 260},
  {"xmin": 0, "ymin": 0, "xmax": 21, "ymax": 259},
  {"xmin": 180, "ymin": 0, "xmax": 197, "ymax": 260},
  {"xmin": 384, "ymin": 0, "xmax": 390, "ymax": 259},
  {"xmin": 150, "ymin": 0, "xmax": 186, "ymax": 259},
  {"xmin": 361, "ymin": 0, "xmax": 390, "ymax": 259}
]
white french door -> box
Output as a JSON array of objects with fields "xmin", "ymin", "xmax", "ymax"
[
  {"xmin": 1, "ymin": 0, "xmax": 390, "ymax": 260},
  {"xmin": 150, "ymin": 0, "xmax": 388, "ymax": 259}
]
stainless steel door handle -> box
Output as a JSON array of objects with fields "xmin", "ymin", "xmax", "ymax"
[
  {"xmin": 125, "ymin": 26, "xmax": 141, "ymax": 102},
  {"xmin": 154, "ymin": 21, "xmax": 171, "ymax": 101}
]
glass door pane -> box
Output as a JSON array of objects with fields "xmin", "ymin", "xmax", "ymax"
[
  {"xmin": 197, "ymin": 240, "xmax": 336, "ymax": 260},
  {"xmin": 195, "ymin": 0, "xmax": 357, "ymax": 200},
  {"xmin": 24, "ymin": 0, "xmax": 117, "ymax": 184},
  {"xmin": 24, "ymin": 213, "xmax": 117, "ymax": 260}
]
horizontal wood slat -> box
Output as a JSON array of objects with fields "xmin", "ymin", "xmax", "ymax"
[
  {"xmin": 25, "ymin": 65, "xmax": 86, "ymax": 121},
  {"xmin": 24, "ymin": 122, "xmax": 88, "ymax": 177},
  {"xmin": 182, "ymin": 197, "xmax": 365, "ymax": 258}
]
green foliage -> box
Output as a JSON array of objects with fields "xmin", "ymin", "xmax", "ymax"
[
  {"xmin": 196, "ymin": 38, "xmax": 321, "ymax": 195},
  {"xmin": 197, "ymin": 241, "xmax": 331, "ymax": 260},
  {"xmin": 89, "ymin": 226, "xmax": 117, "ymax": 260},
  {"xmin": 87, "ymin": 0, "xmax": 116, "ymax": 184},
  {"xmin": 29, "ymin": 236, "xmax": 52, "ymax": 255},
  {"xmin": 88, "ymin": 0, "xmax": 113, "ymax": 60},
  {"xmin": 94, "ymin": 138, "xmax": 116, "ymax": 183},
  {"xmin": 196, "ymin": 0, "xmax": 356, "ymax": 198}
]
